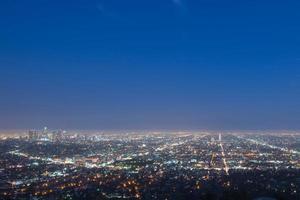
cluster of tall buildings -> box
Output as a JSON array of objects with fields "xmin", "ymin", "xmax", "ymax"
[{"xmin": 28, "ymin": 127, "xmax": 65, "ymax": 142}]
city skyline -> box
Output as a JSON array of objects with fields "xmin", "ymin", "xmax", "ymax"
[{"xmin": 1, "ymin": 130, "xmax": 300, "ymax": 199}]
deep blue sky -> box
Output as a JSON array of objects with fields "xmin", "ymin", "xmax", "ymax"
[{"xmin": 0, "ymin": 0, "xmax": 300, "ymax": 130}]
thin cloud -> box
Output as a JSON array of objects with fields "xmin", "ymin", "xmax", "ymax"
[
  {"xmin": 172, "ymin": 0, "xmax": 188, "ymax": 14},
  {"xmin": 96, "ymin": 3, "xmax": 119, "ymax": 19},
  {"xmin": 172, "ymin": 0, "xmax": 188, "ymax": 12},
  {"xmin": 172, "ymin": 0, "xmax": 182, "ymax": 6}
]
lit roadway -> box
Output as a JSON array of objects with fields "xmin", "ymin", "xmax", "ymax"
[
  {"xmin": 219, "ymin": 141, "xmax": 229, "ymax": 175},
  {"xmin": 237, "ymin": 136, "xmax": 300, "ymax": 155}
]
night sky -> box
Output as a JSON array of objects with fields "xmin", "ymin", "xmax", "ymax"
[{"xmin": 0, "ymin": 0, "xmax": 300, "ymax": 130}]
